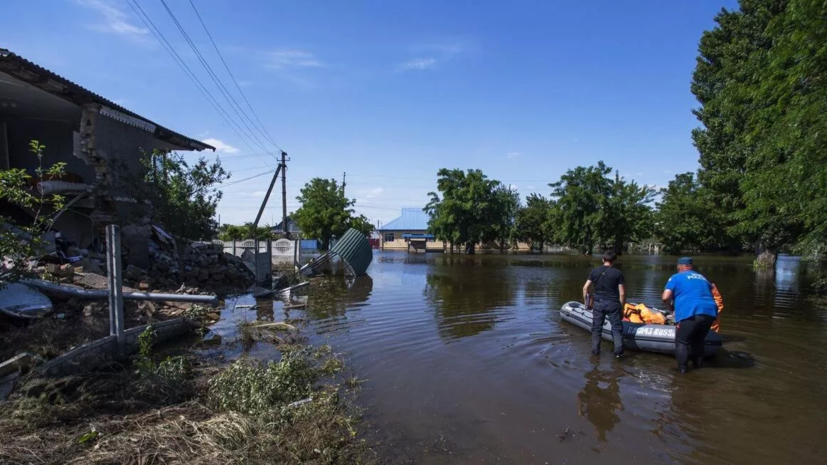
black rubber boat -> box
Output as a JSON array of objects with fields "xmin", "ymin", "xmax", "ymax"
[{"xmin": 560, "ymin": 301, "xmax": 722, "ymax": 356}]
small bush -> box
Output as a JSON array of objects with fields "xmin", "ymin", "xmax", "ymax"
[
  {"xmin": 209, "ymin": 349, "xmax": 320, "ymax": 415},
  {"xmin": 135, "ymin": 326, "xmax": 190, "ymax": 403}
]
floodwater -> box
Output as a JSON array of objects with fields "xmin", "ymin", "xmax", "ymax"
[{"xmin": 279, "ymin": 253, "xmax": 826, "ymax": 464}]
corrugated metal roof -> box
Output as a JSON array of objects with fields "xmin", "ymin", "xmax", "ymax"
[
  {"xmin": 330, "ymin": 228, "xmax": 373, "ymax": 276},
  {"xmin": 379, "ymin": 208, "xmax": 429, "ymax": 231},
  {"xmin": 0, "ymin": 48, "xmax": 213, "ymax": 152}
]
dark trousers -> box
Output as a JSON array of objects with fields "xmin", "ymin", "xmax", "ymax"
[
  {"xmin": 675, "ymin": 314, "xmax": 715, "ymax": 368},
  {"xmin": 592, "ymin": 299, "xmax": 624, "ymax": 355}
]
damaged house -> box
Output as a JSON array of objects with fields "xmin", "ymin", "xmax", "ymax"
[{"xmin": 0, "ymin": 49, "xmax": 214, "ymax": 268}]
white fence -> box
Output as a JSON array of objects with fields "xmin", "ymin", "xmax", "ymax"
[{"xmin": 214, "ymin": 239, "xmax": 320, "ymax": 268}]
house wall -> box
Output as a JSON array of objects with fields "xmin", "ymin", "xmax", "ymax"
[
  {"xmin": 95, "ymin": 114, "xmax": 170, "ymax": 183},
  {"xmin": 379, "ymin": 230, "xmax": 443, "ymax": 250}
]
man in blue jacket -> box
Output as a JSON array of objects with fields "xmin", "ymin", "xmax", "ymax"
[{"xmin": 662, "ymin": 257, "xmax": 719, "ymax": 373}]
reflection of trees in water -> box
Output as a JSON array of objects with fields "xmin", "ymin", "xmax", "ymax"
[
  {"xmin": 304, "ymin": 276, "xmax": 374, "ymax": 321},
  {"xmin": 424, "ymin": 267, "xmax": 516, "ymax": 341},
  {"xmin": 577, "ymin": 365, "xmax": 624, "ymax": 442}
]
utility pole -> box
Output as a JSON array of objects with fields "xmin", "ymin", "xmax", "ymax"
[
  {"xmin": 281, "ymin": 151, "xmax": 288, "ymax": 235},
  {"xmin": 342, "ymin": 172, "xmax": 346, "ymax": 197}
]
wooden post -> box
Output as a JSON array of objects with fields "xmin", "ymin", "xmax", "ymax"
[{"xmin": 106, "ymin": 224, "xmax": 126, "ymax": 355}]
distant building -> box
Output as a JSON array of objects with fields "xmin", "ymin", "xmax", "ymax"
[
  {"xmin": 377, "ymin": 208, "xmax": 441, "ymax": 251},
  {"xmin": 272, "ymin": 216, "xmax": 301, "ymax": 235}
]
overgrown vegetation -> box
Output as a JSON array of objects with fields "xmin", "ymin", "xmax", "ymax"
[
  {"xmin": 0, "ymin": 329, "xmax": 366, "ymax": 464},
  {"xmin": 0, "ymin": 140, "xmax": 66, "ymax": 282},
  {"xmin": 135, "ymin": 149, "xmax": 229, "ymax": 241}
]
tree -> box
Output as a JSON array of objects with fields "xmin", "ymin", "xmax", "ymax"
[
  {"xmin": 491, "ymin": 186, "xmax": 520, "ymax": 250},
  {"xmin": 292, "ymin": 178, "xmax": 366, "ymax": 250},
  {"xmin": 597, "ymin": 173, "xmax": 655, "ymax": 254},
  {"xmin": 348, "ymin": 214, "xmax": 375, "ymax": 237},
  {"xmin": 740, "ymin": 0, "xmax": 827, "ymax": 262},
  {"xmin": 690, "ymin": 0, "xmax": 827, "ymax": 267},
  {"xmin": 218, "ymin": 223, "xmax": 277, "ymax": 241},
  {"xmin": 139, "ymin": 150, "xmax": 228, "ymax": 241},
  {"xmin": 424, "ymin": 169, "xmax": 503, "ymax": 254},
  {"xmin": 548, "ymin": 162, "xmax": 612, "ymax": 255},
  {"xmin": 514, "ymin": 193, "xmax": 552, "ymax": 251},
  {"xmin": 655, "ymin": 173, "xmax": 729, "ymax": 253}
]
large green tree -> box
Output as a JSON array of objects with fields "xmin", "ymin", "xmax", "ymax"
[
  {"xmin": 292, "ymin": 178, "xmax": 371, "ymax": 250},
  {"xmin": 513, "ymin": 193, "xmax": 552, "ymax": 251},
  {"xmin": 597, "ymin": 173, "xmax": 656, "ymax": 254},
  {"xmin": 140, "ymin": 150, "xmax": 228, "ymax": 241},
  {"xmin": 548, "ymin": 162, "xmax": 612, "ymax": 255},
  {"xmin": 655, "ymin": 173, "xmax": 729, "ymax": 253},
  {"xmin": 691, "ymin": 0, "xmax": 827, "ymax": 266},
  {"xmin": 491, "ymin": 185, "xmax": 520, "ymax": 250},
  {"xmin": 424, "ymin": 169, "xmax": 503, "ymax": 254}
]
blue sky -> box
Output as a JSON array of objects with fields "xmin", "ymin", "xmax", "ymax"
[{"xmin": 1, "ymin": 0, "xmax": 738, "ymax": 227}]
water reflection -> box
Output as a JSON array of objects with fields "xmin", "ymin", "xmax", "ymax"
[
  {"xmin": 297, "ymin": 252, "xmax": 827, "ymax": 465},
  {"xmin": 424, "ymin": 269, "xmax": 516, "ymax": 341},
  {"xmin": 304, "ymin": 275, "xmax": 374, "ymax": 321},
  {"xmin": 577, "ymin": 363, "xmax": 624, "ymax": 442}
]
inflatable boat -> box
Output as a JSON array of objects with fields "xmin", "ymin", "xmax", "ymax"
[{"xmin": 560, "ymin": 301, "xmax": 722, "ymax": 356}]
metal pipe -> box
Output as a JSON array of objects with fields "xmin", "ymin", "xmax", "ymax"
[
  {"xmin": 106, "ymin": 225, "xmax": 125, "ymax": 352},
  {"xmin": 277, "ymin": 281, "xmax": 309, "ymax": 294},
  {"xmin": 21, "ymin": 279, "xmax": 220, "ymax": 306}
]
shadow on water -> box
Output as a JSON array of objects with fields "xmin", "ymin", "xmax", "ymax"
[{"xmin": 577, "ymin": 362, "xmax": 624, "ymax": 442}]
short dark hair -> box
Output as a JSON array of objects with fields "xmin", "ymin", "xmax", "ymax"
[{"xmin": 602, "ymin": 250, "xmax": 617, "ymax": 263}]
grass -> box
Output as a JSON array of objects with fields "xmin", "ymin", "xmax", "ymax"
[{"xmin": 0, "ymin": 334, "xmax": 368, "ymax": 465}]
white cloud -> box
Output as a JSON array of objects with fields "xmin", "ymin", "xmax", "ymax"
[
  {"xmin": 364, "ymin": 188, "xmax": 384, "ymax": 199},
  {"xmin": 635, "ymin": 172, "xmax": 644, "ymax": 176},
  {"xmin": 203, "ymin": 138, "xmax": 240, "ymax": 154},
  {"xmin": 77, "ymin": 0, "xmax": 149, "ymax": 37},
  {"xmin": 664, "ymin": 169, "xmax": 673, "ymax": 174},
  {"xmin": 527, "ymin": 186, "xmax": 536, "ymax": 190},
  {"xmin": 265, "ymin": 49, "xmax": 325, "ymax": 70},
  {"xmin": 397, "ymin": 58, "xmax": 436, "ymax": 71},
  {"xmin": 236, "ymin": 191, "xmax": 266, "ymax": 198},
  {"xmin": 506, "ymin": 151, "xmax": 520, "ymax": 158}
]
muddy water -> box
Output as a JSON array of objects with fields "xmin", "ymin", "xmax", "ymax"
[{"xmin": 293, "ymin": 253, "xmax": 827, "ymax": 464}]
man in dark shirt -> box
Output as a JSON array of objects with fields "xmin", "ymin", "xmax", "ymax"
[{"xmin": 582, "ymin": 250, "xmax": 626, "ymax": 358}]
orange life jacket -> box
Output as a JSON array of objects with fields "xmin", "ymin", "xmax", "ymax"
[
  {"xmin": 711, "ymin": 283, "xmax": 724, "ymax": 333},
  {"xmin": 623, "ymin": 303, "xmax": 667, "ymax": 325}
]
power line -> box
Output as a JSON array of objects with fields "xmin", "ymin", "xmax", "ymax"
[
  {"xmin": 220, "ymin": 168, "xmax": 278, "ymax": 188},
  {"xmin": 124, "ymin": 0, "xmax": 264, "ymax": 160},
  {"xmin": 187, "ymin": 0, "xmax": 282, "ymax": 152},
  {"xmin": 156, "ymin": 0, "xmax": 276, "ymax": 162}
]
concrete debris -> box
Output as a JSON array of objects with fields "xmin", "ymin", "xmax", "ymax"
[{"xmin": 0, "ymin": 352, "xmax": 45, "ymax": 378}]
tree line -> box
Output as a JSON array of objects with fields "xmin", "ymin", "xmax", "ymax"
[
  {"xmin": 427, "ymin": 0, "xmax": 827, "ymax": 266},
  {"xmin": 424, "ymin": 163, "xmax": 657, "ymax": 255}
]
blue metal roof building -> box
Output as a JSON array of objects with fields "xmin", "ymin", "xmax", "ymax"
[{"xmin": 378, "ymin": 208, "xmax": 430, "ymax": 231}]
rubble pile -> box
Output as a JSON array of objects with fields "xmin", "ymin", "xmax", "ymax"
[
  {"xmin": 147, "ymin": 241, "xmax": 254, "ymax": 294},
  {"xmin": 29, "ymin": 240, "xmax": 254, "ymax": 299}
]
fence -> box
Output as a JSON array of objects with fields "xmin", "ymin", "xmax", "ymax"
[{"xmin": 213, "ymin": 239, "xmax": 321, "ymax": 278}]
